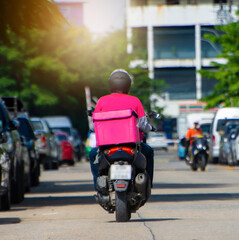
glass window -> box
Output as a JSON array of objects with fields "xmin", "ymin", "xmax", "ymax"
[
  {"xmin": 154, "ymin": 27, "xmax": 195, "ymax": 59},
  {"xmin": 201, "ymin": 27, "xmax": 222, "ymax": 58},
  {"xmin": 214, "ymin": 0, "xmax": 227, "ymax": 3},
  {"xmin": 52, "ymin": 127, "xmax": 71, "ymax": 136},
  {"xmin": 201, "ymin": 67, "xmax": 218, "ymax": 98},
  {"xmin": 31, "ymin": 121, "xmax": 44, "ymax": 131},
  {"xmin": 56, "ymin": 134, "xmax": 67, "ymax": 142},
  {"xmin": 154, "ymin": 68, "xmax": 196, "ymax": 99},
  {"xmin": 217, "ymin": 119, "xmax": 239, "ymax": 131},
  {"xmin": 18, "ymin": 118, "xmax": 35, "ymax": 139},
  {"xmin": 166, "ymin": 0, "xmax": 179, "ymax": 4}
]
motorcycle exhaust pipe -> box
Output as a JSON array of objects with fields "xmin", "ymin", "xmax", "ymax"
[{"xmin": 135, "ymin": 173, "xmax": 147, "ymax": 200}]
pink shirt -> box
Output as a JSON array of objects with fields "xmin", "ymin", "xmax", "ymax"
[{"xmin": 95, "ymin": 93, "xmax": 145, "ymax": 118}]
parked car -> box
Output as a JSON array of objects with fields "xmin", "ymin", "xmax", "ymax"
[
  {"xmin": 147, "ymin": 132, "xmax": 168, "ymax": 151},
  {"xmin": 72, "ymin": 128, "xmax": 84, "ymax": 161},
  {"xmin": 43, "ymin": 116, "xmax": 83, "ymax": 161},
  {"xmin": 55, "ymin": 132, "xmax": 74, "ymax": 166},
  {"xmin": 209, "ymin": 107, "xmax": 239, "ymax": 163},
  {"xmin": 0, "ymin": 135, "xmax": 11, "ymax": 210},
  {"xmin": 219, "ymin": 121, "xmax": 239, "ymax": 165},
  {"xmin": 31, "ymin": 117, "xmax": 59, "ymax": 170},
  {"xmin": 18, "ymin": 117, "xmax": 40, "ymax": 187},
  {"xmin": 0, "ymin": 99, "xmax": 25, "ymax": 207},
  {"xmin": 228, "ymin": 125, "xmax": 239, "ymax": 166},
  {"xmin": 2, "ymin": 97, "xmax": 38, "ymax": 192}
]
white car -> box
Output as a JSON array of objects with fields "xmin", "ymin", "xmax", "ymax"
[{"xmin": 147, "ymin": 132, "xmax": 168, "ymax": 151}]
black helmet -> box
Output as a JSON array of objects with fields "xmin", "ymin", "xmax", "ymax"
[{"xmin": 108, "ymin": 69, "xmax": 132, "ymax": 94}]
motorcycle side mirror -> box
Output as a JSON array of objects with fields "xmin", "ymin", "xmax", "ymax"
[{"xmin": 148, "ymin": 111, "xmax": 160, "ymax": 119}]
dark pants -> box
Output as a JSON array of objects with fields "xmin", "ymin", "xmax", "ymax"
[{"xmin": 89, "ymin": 143, "xmax": 154, "ymax": 190}]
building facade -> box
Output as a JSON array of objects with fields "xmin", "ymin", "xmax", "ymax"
[
  {"xmin": 55, "ymin": 0, "xmax": 85, "ymax": 27},
  {"xmin": 126, "ymin": 0, "xmax": 239, "ymax": 116}
]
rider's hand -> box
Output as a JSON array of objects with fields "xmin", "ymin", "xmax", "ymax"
[{"xmin": 151, "ymin": 126, "xmax": 157, "ymax": 132}]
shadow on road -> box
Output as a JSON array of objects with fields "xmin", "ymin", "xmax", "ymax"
[
  {"xmin": 14, "ymin": 179, "xmax": 97, "ymax": 208},
  {"xmin": 20, "ymin": 195, "xmax": 96, "ymax": 208},
  {"xmin": 149, "ymin": 192, "xmax": 239, "ymax": 202},
  {"xmin": 0, "ymin": 218, "xmax": 21, "ymax": 225},
  {"xmin": 153, "ymin": 183, "xmax": 228, "ymax": 189},
  {"xmin": 29, "ymin": 180, "xmax": 95, "ymax": 194},
  {"xmin": 128, "ymin": 218, "xmax": 181, "ymax": 223}
]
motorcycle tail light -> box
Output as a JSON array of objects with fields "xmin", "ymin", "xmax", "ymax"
[
  {"xmin": 105, "ymin": 147, "xmax": 135, "ymax": 156},
  {"xmin": 116, "ymin": 183, "xmax": 126, "ymax": 188},
  {"xmin": 105, "ymin": 147, "xmax": 120, "ymax": 156},
  {"xmin": 122, "ymin": 147, "xmax": 135, "ymax": 155}
]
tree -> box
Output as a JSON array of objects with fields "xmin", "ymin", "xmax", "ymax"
[
  {"xmin": 0, "ymin": 0, "xmax": 66, "ymax": 43},
  {"xmin": 200, "ymin": 18, "xmax": 239, "ymax": 108}
]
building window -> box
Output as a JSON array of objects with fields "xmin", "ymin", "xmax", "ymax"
[
  {"xmin": 166, "ymin": 0, "xmax": 180, "ymax": 5},
  {"xmin": 154, "ymin": 68, "xmax": 196, "ymax": 100},
  {"xmin": 187, "ymin": 0, "xmax": 197, "ymax": 4},
  {"xmin": 201, "ymin": 27, "xmax": 222, "ymax": 58},
  {"xmin": 201, "ymin": 68, "xmax": 218, "ymax": 98},
  {"xmin": 130, "ymin": 0, "xmax": 147, "ymax": 6},
  {"xmin": 213, "ymin": 0, "xmax": 227, "ymax": 3},
  {"xmin": 154, "ymin": 27, "xmax": 195, "ymax": 59}
]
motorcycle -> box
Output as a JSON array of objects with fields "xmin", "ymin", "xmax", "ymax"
[
  {"xmin": 186, "ymin": 135, "xmax": 209, "ymax": 171},
  {"xmin": 92, "ymin": 109, "xmax": 157, "ymax": 222}
]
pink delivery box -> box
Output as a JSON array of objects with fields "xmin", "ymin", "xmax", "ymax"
[{"xmin": 93, "ymin": 109, "xmax": 140, "ymax": 146}]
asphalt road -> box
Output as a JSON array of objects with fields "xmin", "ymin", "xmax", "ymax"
[{"xmin": 1, "ymin": 148, "xmax": 239, "ymax": 240}]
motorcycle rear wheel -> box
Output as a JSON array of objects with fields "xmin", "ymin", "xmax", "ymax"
[
  {"xmin": 115, "ymin": 191, "xmax": 130, "ymax": 222},
  {"xmin": 199, "ymin": 155, "xmax": 206, "ymax": 171},
  {"xmin": 191, "ymin": 159, "xmax": 197, "ymax": 171}
]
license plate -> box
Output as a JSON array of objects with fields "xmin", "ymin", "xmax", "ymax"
[{"xmin": 110, "ymin": 164, "xmax": 132, "ymax": 180}]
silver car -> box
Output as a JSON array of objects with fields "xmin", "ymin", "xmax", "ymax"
[
  {"xmin": 31, "ymin": 117, "xmax": 60, "ymax": 170},
  {"xmin": 147, "ymin": 132, "xmax": 168, "ymax": 151}
]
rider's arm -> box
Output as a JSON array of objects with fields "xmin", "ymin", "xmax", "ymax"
[
  {"xmin": 136, "ymin": 98, "xmax": 152, "ymax": 133},
  {"xmin": 138, "ymin": 116, "xmax": 152, "ymax": 133},
  {"xmin": 185, "ymin": 129, "xmax": 192, "ymax": 140}
]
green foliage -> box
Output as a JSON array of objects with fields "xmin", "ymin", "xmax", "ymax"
[
  {"xmin": 0, "ymin": 0, "xmax": 66, "ymax": 43},
  {"xmin": 0, "ymin": 0, "xmax": 165, "ymax": 137},
  {"xmin": 201, "ymin": 21, "xmax": 239, "ymax": 108},
  {"xmin": 129, "ymin": 67, "xmax": 165, "ymax": 113}
]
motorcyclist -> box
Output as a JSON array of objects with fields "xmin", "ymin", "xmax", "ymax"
[
  {"xmin": 89, "ymin": 69, "xmax": 154, "ymax": 188},
  {"xmin": 185, "ymin": 121, "xmax": 202, "ymax": 163}
]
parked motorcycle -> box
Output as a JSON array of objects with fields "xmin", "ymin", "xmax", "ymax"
[
  {"xmin": 187, "ymin": 135, "xmax": 209, "ymax": 171},
  {"xmin": 92, "ymin": 109, "xmax": 157, "ymax": 222}
]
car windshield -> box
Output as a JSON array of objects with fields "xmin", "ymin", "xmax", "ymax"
[
  {"xmin": 18, "ymin": 118, "xmax": 35, "ymax": 139},
  {"xmin": 31, "ymin": 121, "xmax": 44, "ymax": 131},
  {"xmin": 216, "ymin": 119, "xmax": 239, "ymax": 132}
]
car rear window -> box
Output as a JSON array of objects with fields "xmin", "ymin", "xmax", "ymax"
[
  {"xmin": 31, "ymin": 121, "xmax": 44, "ymax": 131},
  {"xmin": 56, "ymin": 135, "xmax": 67, "ymax": 141}
]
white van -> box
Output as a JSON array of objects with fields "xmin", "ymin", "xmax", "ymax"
[{"xmin": 209, "ymin": 107, "xmax": 239, "ymax": 163}]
